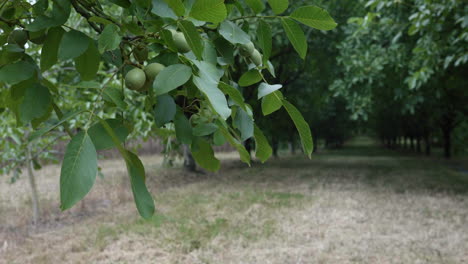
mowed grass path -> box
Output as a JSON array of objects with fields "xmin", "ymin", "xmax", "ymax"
[{"xmin": 1, "ymin": 137, "xmax": 468, "ymax": 263}]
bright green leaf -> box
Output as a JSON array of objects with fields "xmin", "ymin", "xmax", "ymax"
[
  {"xmin": 253, "ymin": 124, "xmax": 272, "ymax": 162},
  {"xmin": 261, "ymin": 90, "xmax": 283, "ymax": 115},
  {"xmin": 190, "ymin": 0, "xmax": 227, "ymax": 23},
  {"xmin": 191, "ymin": 138, "xmax": 220, "ymax": 172},
  {"xmin": 281, "ymin": 18, "xmax": 307, "ymax": 59},
  {"xmin": 290, "ymin": 5, "xmax": 337, "ymax": 30},
  {"xmin": 245, "ymin": 0, "xmax": 265, "ymax": 14},
  {"xmin": 267, "ymin": 0, "xmax": 288, "ymax": 14},
  {"xmin": 257, "ymin": 20, "xmax": 272, "ymax": 63},
  {"xmin": 239, "ymin": 69, "xmax": 262, "ymax": 87}
]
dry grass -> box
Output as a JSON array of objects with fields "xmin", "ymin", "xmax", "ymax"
[{"xmin": 1, "ymin": 138, "xmax": 468, "ymax": 264}]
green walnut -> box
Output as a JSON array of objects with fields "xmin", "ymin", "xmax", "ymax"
[
  {"xmin": 144, "ymin": 63, "xmax": 165, "ymax": 81},
  {"xmin": 250, "ymin": 49, "xmax": 263, "ymax": 66},
  {"xmin": 240, "ymin": 42, "xmax": 255, "ymax": 57},
  {"xmin": 171, "ymin": 30, "xmax": 191, "ymax": 53},
  {"xmin": 133, "ymin": 46, "xmax": 148, "ymax": 63},
  {"xmin": 8, "ymin": 30, "xmax": 28, "ymax": 47},
  {"xmin": 125, "ymin": 68, "xmax": 146, "ymax": 91}
]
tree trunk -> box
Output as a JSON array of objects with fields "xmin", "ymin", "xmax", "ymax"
[
  {"xmin": 416, "ymin": 137, "xmax": 421, "ymax": 153},
  {"xmin": 442, "ymin": 126, "xmax": 452, "ymax": 159},
  {"xmin": 183, "ymin": 144, "xmax": 196, "ymax": 172},
  {"xmin": 272, "ymin": 136, "xmax": 279, "ymax": 158},
  {"xmin": 288, "ymin": 136, "xmax": 296, "ymax": 155},
  {"xmin": 313, "ymin": 135, "xmax": 318, "ymax": 153},
  {"xmin": 26, "ymin": 144, "xmax": 40, "ymax": 226},
  {"xmin": 424, "ymin": 134, "xmax": 431, "ymax": 156},
  {"xmin": 244, "ymin": 138, "xmax": 252, "ymax": 157},
  {"xmin": 410, "ymin": 137, "xmax": 415, "ymax": 151}
]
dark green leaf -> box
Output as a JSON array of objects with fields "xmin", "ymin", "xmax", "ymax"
[
  {"xmin": 267, "ymin": 0, "xmax": 288, "ymax": 14},
  {"xmin": 193, "ymin": 123, "xmax": 218, "ymax": 136},
  {"xmin": 20, "ymin": 83, "xmax": 51, "ymax": 123},
  {"xmin": 88, "ymin": 119, "xmax": 130, "ymax": 150},
  {"xmin": 98, "ymin": 24, "xmax": 121, "ymax": 54},
  {"xmin": 125, "ymin": 150, "xmax": 155, "ymax": 219},
  {"xmin": 40, "ymin": 27, "xmax": 65, "ymax": 71},
  {"xmin": 282, "ymin": 99, "xmax": 313, "ymax": 157},
  {"xmin": 153, "ymin": 64, "xmax": 192, "ymax": 96},
  {"xmin": 245, "ymin": 0, "xmax": 265, "ymax": 14},
  {"xmin": 154, "ymin": 94, "xmax": 176, "ymax": 127},
  {"xmin": 257, "ymin": 20, "xmax": 272, "ymax": 62},
  {"xmin": 75, "ymin": 41, "xmax": 100, "ymax": 81},
  {"xmin": 60, "ymin": 131, "xmax": 98, "ymax": 210},
  {"xmin": 178, "ymin": 20, "xmax": 204, "ymax": 60},
  {"xmin": 58, "ymin": 30, "xmax": 90, "ymax": 61},
  {"xmin": 233, "ymin": 107, "xmax": 254, "ymax": 141},
  {"xmin": 0, "ymin": 60, "xmax": 36, "ymax": 85},
  {"xmin": 174, "ymin": 110, "xmax": 193, "ymax": 145}
]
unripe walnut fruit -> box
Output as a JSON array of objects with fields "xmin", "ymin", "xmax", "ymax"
[
  {"xmin": 240, "ymin": 42, "xmax": 255, "ymax": 57},
  {"xmin": 145, "ymin": 63, "xmax": 165, "ymax": 81},
  {"xmin": 125, "ymin": 68, "xmax": 146, "ymax": 90},
  {"xmin": 250, "ymin": 49, "xmax": 263, "ymax": 66},
  {"xmin": 8, "ymin": 30, "xmax": 28, "ymax": 46},
  {"xmin": 171, "ymin": 30, "xmax": 191, "ymax": 53}
]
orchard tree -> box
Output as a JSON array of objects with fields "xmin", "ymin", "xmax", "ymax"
[{"xmin": 0, "ymin": 0, "xmax": 336, "ymax": 219}]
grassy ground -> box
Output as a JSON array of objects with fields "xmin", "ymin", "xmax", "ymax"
[{"xmin": 1, "ymin": 137, "xmax": 468, "ymax": 263}]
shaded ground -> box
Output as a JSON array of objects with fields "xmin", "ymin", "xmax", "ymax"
[{"xmin": 1, "ymin": 137, "xmax": 468, "ymax": 263}]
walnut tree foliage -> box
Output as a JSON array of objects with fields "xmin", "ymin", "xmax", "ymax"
[{"xmin": 0, "ymin": 0, "xmax": 336, "ymax": 218}]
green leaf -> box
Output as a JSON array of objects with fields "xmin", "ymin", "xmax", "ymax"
[
  {"xmin": 281, "ymin": 18, "xmax": 307, "ymax": 59},
  {"xmin": 88, "ymin": 119, "xmax": 130, "ymax": 150},
  {"xmin": 98, "ymin": 24, "xmax": 121, "ymax": 54},
  {"xmin": 60, "ymin": 131, "xmax": 98, "ymax": 211},
  {"xmin": 40, "ymin": 27, "xmax": 64, "ymax": 71},
  {"xmin": 245, "ymin": 0, "xmax": 265, "ymax": 14},
  {"xmin": 154, "ymin": 94, "xmax": 176, "ymax": 127},
  {"xmin": 20, "ymin": 83, "xmax": 51, "ymax": 123},
  {"xmin": 213, "ymin": 130, "xmax": 226, "ymax": 146},
  {"xmin": 218, "ymin": 21, "xmax": 251, "ymax": 45},
  {"xmin": 152, "ymin": 0, "xmax": 177, "ymax": 19},
  {"xmin": 103, "ymin": 85, "xmax": 126, "ymax": 109},
  {"xmin": 75, "ymin": 41, "xmax": 100, "ymax": 81},
  {"xmin": 290, "ymin": 5, "xmax": 337, "ymax": 30},
  {"xmin": 233, "ymin": 107, "xmax": 254, "ymax": 141},
  {"xmin": 257, "ymin": 20, "xmax": 272, "ymax": 63},
  {"xmin": 261, "ymin": 90, "xmax": 283, "ymax": 115},
  {"xmin": 0, "ymin": 60, "xmax": 36, "ymax": 85},
  {"xmin": 164, "ymin": 0, "xmax": 185, "ymax": 16},
  {"xmin": 267, "ymin": 0, "xmax": 288, "ymax": 14},
  {"xmin": 190, "ymin": 0, "xmax": 227, "ymax": 23},
  {"xmin": 192, "ymin": 61, "xmax": 231, "ymax": 120},
  {"xmin": 153, "ymin": 64, "xmax": 192, "ymax": 96},
  {"xmin": 109, "ymin": 0, "xmax": 131, "ymax": 8},
  {"xmin": 217, "ymin": 123, "xmax": 250, "ymax": 165},
  {"xmin": 282, "ymin": 99, "xmax": 313, "ymax": 157},
  {"xmin": 191, "ymin": 138, "xmax": 220, "ymax": 172},
  {"xmin": 258, "ymin": 82, "xmax": 282, "ymax": 99},
  {"xmin": 174, "ymin": 110, "xmax": 193, "ymax": 145},
  {"xmin": 253, "ymin": 124, "xmax": 272, "ymax": 162},
  {"xmin": 218, "ymin": 82, "xmax": 248, "ymax": 111},
  {"xmin": 26, "ymin": 0, "xmax": 71, "ymax": 32},
  {"xmin": 193, "ymin": 123, "xmax": 218, "ymax": 136},
  {"xmin": 178, "ymin": 20, "xmax": 204, "ymax": 60},
  {"xmin": 58, "ymin": 30, "xmax": 90, "ymax": 61},
  {"xmin": 125, "ymin": 150, "xmax": 155, "ymax": 219},
  {"xmin": 238, "ymin": 69, "xmax": 262, "ymax": 87},
  {"xmin": 29, "ymin": 110, "xmax": 85, "ymax": 141}
]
